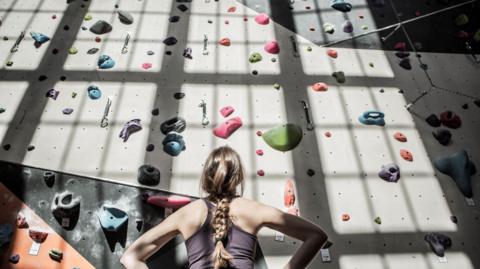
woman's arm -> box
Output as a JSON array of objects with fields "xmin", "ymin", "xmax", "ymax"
[
  {"xmin": 120, "ymin": 207, "xmax": 186, "ymax": 269},
  {"xmin": 258, "ymin": 204, "xmax": 328, "ymax": 269}
]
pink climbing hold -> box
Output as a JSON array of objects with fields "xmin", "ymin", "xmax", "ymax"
[
  {"xmin": 256, "ymin": 149, "xmax": 264, "ymax": 156},
  {"xmin": 227, "ymin": 6, "xmax": 236, "ymax": 13},
  {"xmin": 324, "ymin": 131, "xmax": 332, "ymax": 137},
  {"xmin": 147, "ymin": 195, "xmax": 191, "ymax": 209},
  {"xmin": 255, "ymin": 13, "xmax": 270, "ymax": 25},
  {"xmin": 256, "ymin": 130, "xmax": 263, "ymax": 136},
  {"xmin": 142, "ymin": 63, "xmax": 152, "ymax": 69},
  {"xmin": 312, "ymin": 82, "xmax": 328, "ymax": 92},
  {"xmin": 218, "ymin": 38, "xmax": 231, "ymax": 46},
  {"xmin": 264, "ymin": 41, "xmax": 280, "ymax": 54},
  {"xmin": 327, "ymin": 49, "xmax": 338, "ymax": 58},
  {"xmin": 257, "ymin": 169, "xmax": 265, "ymax": 176},
  {"xmin": 394, "ymin": 42, "xmax": 407, "ymax": 51},
  {"xmin": 213, "ymin": 116, "xmax": 243, "ymax": 139},
  {"xmin": 220, "ymin": 105, "xmax": 235, "ymax": 117}
]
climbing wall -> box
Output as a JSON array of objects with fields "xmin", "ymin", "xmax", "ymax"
[{"xmin": 1, "ymin": 0, "xmax": 480, "ymax": 268}]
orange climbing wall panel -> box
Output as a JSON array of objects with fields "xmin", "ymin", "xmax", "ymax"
[{"xmin": 0, "ymin": 183, "xmax": 95, "ymax": 269}]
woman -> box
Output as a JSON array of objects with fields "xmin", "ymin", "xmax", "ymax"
[{"xmin": 121, "ymin": 146, "xmax": 328, "ymax": 269}]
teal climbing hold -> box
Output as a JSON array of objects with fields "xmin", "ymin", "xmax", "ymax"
[
  {"xmin": 98, "ymin": 206, "xmax": 128, "ymax": 232},
  {"xmin": 262, "ymin": 124, "xmax": 303, "ymax": 152}
]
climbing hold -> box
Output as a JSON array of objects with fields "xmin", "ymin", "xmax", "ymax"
[
  {"xmin": 324, "ymin": 131, "xmax": 332, "ymax": 137},
  {"xmin": 68, "ymin": 47, "xmax": 78, "ymax": 54},
  {"xmin": 256, "ymin": 149, "xmax": 264, "ymax": 156},
  {"xmin": 8, "ymin": 254, "xmax": 20, "ymax": 264},
  {"xmin": 81, "ymin": 26, "xmax": 87, "ymax": 30},
  {"xmin": 0, "ymin": 223, "xmax": 13, "ymax": 248},
  {"xmin": 174, "ymin": 92, "xmax": 185, "ymax": 99},
  {"xmin": 87, "ymin": 48, "xmax": 99, "ymax": 54},
  {"xmin": 6, "ymin": 61, "xmax": 13, "ymax": 67},
  {"xmin": 332, "ymin": 71, "xmax": 346, "ymax": 83},
  {"xmin": 30, "ymin": 31, "xmax": 50, "ymax": 45},
  {"xmin": 373, "ymin": 0, "xmax": 385, "ymax": 7},
  {"xmin": 393, "ymin": 132, "xmax": 407, "ymax": 142},
  {"xmin": 474, "ymin": 29, "xmax": 480, "ymax": 42},
  {"xmin": 312, "ymin": 82, "xmax": 328, "ymax": 92},
  {"xmin": 135, "ymin": 217, "xmax": 143, "ymax": 231},
  {"xmin": 87, "ymin": 85, "xmax": 102, "ymax": 100},
  {"xmin": 183, "ymin": 47, "xmax": 193, "ymax": 59},
  {"xmin": 450, "ymin": 216, "xmax": 458, "ymax": 223},
  {"xmin": 227, "ymin": 6, "xmax": 236, "ymax": 12},
  {"xmin": 169, "ymin": 16, "xmax": 180, "ymax": 23},
  {"xmin": 257, "ymin": 170, "xmax": 265, "ymax": 176},
  {"xmin": 27, "ymin": 145, "xmax": 35, "ymax": 151},
  {"xmin": 89, "ymin": 20, "xmax": 113, "ymax": 35},
  {"xmin": 361, "ymin": 25, "xmax": 368, "ymax": 30},
  {"xmin": 327, "ymin": 49, "xmax": 338, "ymax": 58},
  {"xmin": 49, "ymin": 248, "xmax": 63, "ymax": 262},
  {"xmin": 44, "ymin": 171, "xmax": 55, "ymax": 187},
  {"xmin": 162, "ymin": 131, "xmax": 186, "ymax": 156},
  {"xmin": 220, "ymin": 106, "xmax": 235, "ymax": 117},
  {"xmin": 440, "ymin": 111, "xmax": 461, "ymax": 129},
  {"xmin": 98, "ymin": 206, "xmax": 128, "ymax": 232},
  {"xmin": 424, "ymin": 232, "xmax": 451, "ymax": 257},
  {"xmin": 62, "ymin": 108, "xmax": 74, "ymax": 115},
  {"xmin": 146, "ymin": 144, "xmax": 155, "ymax": 152},
  {"xmin": 262, "ymin": 124, "xmax": 303, "ymax": 152},
  {"xmin": 163, "ymin": 36, "xmax": 178, "ymax": 46},
  {"xmin": 16, "ymin": 212, "xmax": 28, "ymax": 228},
  {"xmin": 400, "ymin": 149, "xmax": 413, "ymax": 161},
  {"xmin": 46, "ymin": 89, "xmax": 60, "ymax": 100},
  {"xmin": 95, "ymin": 36, "xmax": 101, "ymax": 43},
  {"xmin": 331, "ymin": 0, "xmax": 352, "ymax": 12},
  {"xmin": 425, "ymin": 114, "xmax": 441, "ymax": 127},
  {"xmin": 374, "ymin": 217, "xmax": 382, "ymax": 224},
  {"xmin": 255, "ymin": 13, "xmax": 270, "ymax": 25},
  {"xmin": 454, "ymin": 14, "xmax": 468, "ymax": 26},
  {"xmin": 138, "ymin": 164, "xmax": 160, "ymax": 185},
  {"xmin": 38, "ymin": 75, "xmax": 48, "ymax": 81},
  {"xmin": 323, "ymin": 23, "xmax": 335, "ymax": 34},
  {"xmin": 369, "ymin": 62, "xmax": 374, "ymax": 68},
  {"xmin": 28, "ymin": 228, "xmax": 48, "ymax": 243},
  {"xmin": 119, "ymin": 119, "xmax": 142, "ymax": 142},
  {"xmin": 0, "ymin": 108, "xmax": 5, "ymax": 114},
  {"xmin": 147, "ymin": 50, "xmax": 154, "ymax": 55},
  {"xmin": 142, "ymin": 63, "xmax": 152, "ymax": 69},
  {"xmin": 434, "ymin": 150, "xmax": 476, "ymax": 198},
  {"xmin": 147, "ymin": 195, "xmax": 191, "ymax": 209},
  {"xmin": 284, "ymin": 179, "xmax": 295, "ymax": 207},
  {"xmin": 249, "ymin": 52, "xmax": 263, "ymax": 63},
  {"xmin": 252, "ymin": 70, "xmax": 258, "ymax": 75},
  {"xmin": 306, "ymin": 46, "xmax": 312, "ymax": 52},
  {"xmin": 160, "ymin": 116, "xmax": 186, "ymax": 135},
  {"xmin": 256, "ymin": 131, "xmax": 263, "ymax": 136},
  {"xmin": 264, "ymin": 41, "xmax": 280, "ymax": 54},
  {"xmin": 273, "ymin": 83, "xmax": 281, "ymax": 90},
  {"xmin": 117, "ymin": 10, "xmax": 134, "ymax": 24},
  {"xmin": 97, "ymin": 54, "xmax": 115, "ymax": 69},
  {"xmin": 394, "ymin": 42, "xmax": 407, "ymax": 51},
  {"xmin": 51, "ymin": 192, "xmax": 81, "ymax": 229},
  {"xmin": 213, "ymin": 116, "xmax": 243, "ymax": 139},
  {"xmin": 84, "ymin": 14, "xmax": 92, "ymax": 21},
  {"xmin": 342, "ymin": 214, "xmax": 350, "ymax": 221},
  {"xmin": 378, "ymin": 163, "xmax": 401, "ymax": 182},
  {"xmin": 177, "ymin": 4, "xmax": 188, "ymax": 12},
  {"xmin": 342, "ymin": 20, "xmax": 353, "ymax": 33},
  {"xmin": 433, "ymin": 129, "xmax": 452, "ymax": 146},
  {"xmin": 307, "ymin": 169, "xmax": 315, "ymax": 177},
  {"xmin": 218, "ymin": 38, "xmax": 231, "ymax": 46},
  {"xmin": 399, "ymin": 58, "xmax": 411, "ymax": 70},
  {"xmin": 462, "ymin": 103, "xmax": 468, "ymax": 110},
  {"xmin": 3, "ymin": 144, "xmax": 11, "ymax": 151},
  {"xmin": 358, "ymin": 110, "xmax": 385, "ymax": 126}
]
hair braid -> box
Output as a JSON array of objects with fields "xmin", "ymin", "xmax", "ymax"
[{"xmin": 211, "ymin": 197, "xmax": 233, "ymax": 269}]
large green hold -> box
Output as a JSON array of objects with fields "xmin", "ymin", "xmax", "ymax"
[{"xmin": 262, "ymin": 124, "xmax": 303, "ymax": 152}]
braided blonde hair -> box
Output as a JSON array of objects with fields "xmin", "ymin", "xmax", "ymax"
[{"xmin": 200, "ymin": 146, "xmax": 245, "ymax": 269}]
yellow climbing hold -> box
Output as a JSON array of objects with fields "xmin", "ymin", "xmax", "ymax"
[
  {"xmin": 84, "ymin": 14, "xmax": 92, "ymax": 21},
  {"xmin": 68, "ymin": 47, "xmax": 78, "ymax": 54}
]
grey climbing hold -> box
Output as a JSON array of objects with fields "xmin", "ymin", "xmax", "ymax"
[
  {"xmin": 98, "ymin": 206, "xmax": 128, "ymax": 232},
  {"xmin": 147, "ymin": 50, "xmax": 154, "ymax": 55},
  {"xmin": 378, "ymin": 163, "xmax": 400, "ymax": 182},
  {"xmin": 399, "ymin": 58, "xmax": 411, "ymax": 70},
  {"xmin": 117, "ymin": 10, "xmax": 134, "ymax": 24},
  {"xmin": 163, "ymin": 36, "xmax": 178, "ymax": 46},
  {"xmin": 434, "ymin": 150, "xmax": 476, "ymax": 198},
  {"xmin": 160, "ymin": 117, "xmax": 186, "ymax": 135},
  {"xmin": 138, "ymin": 164, "xmax": 160, "ymax": 185},
  {"xmin": 43, "ymin": 171, "xmax": 55, "ymax": 187},
  {"xmin": 51, "ymin": 192, "xmax": 81, "ymax": 230},
  {"xmin": 424, "ymin": 232, "xmax": 451, "ymax": 257},
  {"xmin": 87, "ymin": 48, "xmax": 99, "ymax": 54},
  {"xmin": 89, "ymin": 20, "xmax": 113, "ymax": 35},
  {"xmin": 432, "ymin": 129, "xmax": 451, "ymax": 146},
  {"xmin": 174, "ymin": 92, "xmax": 185, "ymax": 99},
  {"xmin": 62, "ymin": 108, "xmax": 74, "ymax": 115}
]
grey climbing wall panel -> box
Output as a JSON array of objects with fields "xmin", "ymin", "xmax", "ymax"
[{"xmin": 1, "ymin": 0, "xmax": 480, "ymax": 268}]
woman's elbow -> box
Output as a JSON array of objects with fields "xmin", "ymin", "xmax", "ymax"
[
  {"xmin": 313, "ymin": 231, "xmax": 328, "ymax": 247},
  {"xmin": 120, "ymin": 251, "xmax": 136, "ymax": 268}
]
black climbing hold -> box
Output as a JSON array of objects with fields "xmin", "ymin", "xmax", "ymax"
[
  {"xmin": 60, "ymin": 76, "xmax": 66, "ymax": 81},
  {"xmin": 117, "ymin": 10, "xmax": 134, "ymax": 24},
  {"xmin": 332, "ymin": 71, "xmax": 346, "ymax": 83},
  {"xmin": 27, "ymin": 145, "xmax": 35, "ymax": 151},
  {"xmin": 208, "ymin": 20, "xmax": 213, "ymax": 24},
  {"xmin": 379, "ymin": 89, "xmax": 384, "ymax": 93},
  {"xmin": 43, "ymin": 171, "xmax": 55, "ymax": 187},
  {"xmin": 165, "ymin": 51, "xmax": 172, "ymax": 55},
  {"xmin": 146, "ymin": 144, "xmax": 155, "ymax": 152},
  {"xmin": 115, "ymin": 4, "xmax": 119, "ymax": 8},
  {"xmin": 395, "ymin": 52, "xmax": 410, "ymax": 58},
  {"xmin": 51, "ymin": 192, "xmax": 81, "ymax": 230},
  {"xmin": 420, "ymin": 63, "xmax": 428, "ymax": 70},
  {"xmin": 425, "ymin": 114, "xmax": 441, "ymax": 127},
  {"xmin": 63, "ymin": 25, "xmax": 70, "ymax": 31},
  {"xmin": 163, "ymin": 36, "xmax": 178, "ymax": 46},
  {"xmin": 8, "ymin": 254, "xmax": 19, "ymax": 264},
  {"xmin": 424, "ymin": 232, "xmax": 452, "ymax": 257},
  {"xmin": 398, "ymin": 89, "xmax": 404, "ymax": 94},
  {"xmin": 52, "ymin": 48, "xmax": 59, "ymax": 54},
  {"xmin": 147, "ymin": 50, "xmax": 154, "ymax": 55},
  {"xmin": 2, "ymin": 144, "xmax": 11, "ymax": 151},
  {"xmin": 38, "ymin": 75, "xmax": 47, "ymax": 81},
  {"xmin": 0, "ymin": 108, "xmax": 5, "ymax": 114},
  {"xmin": 89, "ymin": 20, "xmax": 113, "ymax": 35},
  {"xmin": 151, "ymin": 108, "xmax": 160, "ymax": 116},
  {"xmin": 174, "ymin": 92, "xmax": 185, "ymax": 99},
  {"xmin": 177, "ymin": 4, "xmax": 188, "ymax": 12},
  {"xmin": 135, "ymin": 218, "xmax": 143, "ymax": 231},
  {"xmin": 3, "ymin": 36, "xmax": 8, "ymax": 41},
  {"xmin": 432, "ymin": 129, "xmax": 451, "ymax": 146},
  {"xmin": 450, "ymin": 216, "xmax": 458, "ymax": 223},
  {"xmin": 474, "ymin": 99, "xmax": 480, "ymax": 107},
  {"xmin": 252, "ymin": 70, "xmax": 258, "ymax": 75},
  {"xmin": 87, "ymin": 48, "xmax": 99, "ymax": 54},
  {"xmin": 399, "ymin": 58, "xmax": 412, "ymax": 70},
  {"xmin": 169, "ymin": 16, "xmax": 180, "ymax": 23},
  {"xmin": 138, "ymin": 165, "xmax": 160, "ymax": 186},
  {"xmin": 307, "ymin": 169, "xmax": 315, "ymax": 177},
  {"xmin": 81, "ymin": 26, "xmax": 87, "ymax": 30},
  {"xmin": 462, "ymin": 103, "xmax": 468, "ymax": 110},
  {"xmin": 160, "ymin": 117, "xmax": 187, "ymax": 135}
]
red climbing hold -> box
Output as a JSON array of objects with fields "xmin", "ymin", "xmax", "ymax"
[
  {"xmin": 257, "ymin": 169, "xmax": 265, "ymax": 176},
  {"xmin": 327, "ymin": 49, "xmax": 338, "ymax": 58},
  {"xmin": 227, "ymin": 6, "xmax": 236, "ymax": 13},
  {"xmin": 256, "ymin": 149, "xmax": 264, "ymax": 156},
  {"xmin": 218, "ymin": 38, "xmax": 231, "ymax": 46},
  {"xmin": 312, "ymin": 82, "xmax": 328, "ymax": 92},
  {"xmin": 400, "ymin": 149, "xmax": 413, "ymax": 161},
  {"xmin": 147, "ymin": 195, "xmax": 191, "ymax": 209},
  {"xmin": 394, "ymin": 42, "xmax": 406, "ymax": 51},
  {"xmin": 342, "ymin": 214, "xmax": 350, "ymax": 221},
  {"xmin": 16, "ymin": 212, "xmax": 28, "ymax": 228},
  {"xmin": 29, "ymin": 229, "xmax": 48, "ymax": 243},
  {"xmin": 393, "ymin": 132, "xmax": 407, "ymax": 142},
  {"xmin": 256, "ymin": 130, "xmax": 263, "ymax": 136},
  {"xmin": 440, "ymin": 111, "xmax": 462, "ymax": 129},
  {"xmin": 95, "ymin": 36, "xmax": 101, "ymax": 43},
  {"xmin": 324, "ymin": 131, "xmax": 332, "ymax": 137}
]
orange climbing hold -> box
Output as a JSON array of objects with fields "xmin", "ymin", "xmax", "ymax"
[
  {"xmin": 342, "ymin": 214, "xmax": 350, "ymax": 221},
  {"xmin": 312, "ymin": 82, "xmax": 328, "ymax": 92},
  {"xmin": 327, "ymin": 49, "xmax": 338, "ymax": 58},
  {"xmin": 393, "ymin": 132, "xmax": 407, "ymax": 142},
  {"xmin": 400, "ymin": 149, "xmax": 413, "ymax": 161},
  {"xmin": 218, "ymin": 38, "xmax": 231, "ymax": 46}
]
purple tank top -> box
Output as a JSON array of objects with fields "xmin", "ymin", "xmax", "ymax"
[{"xmin": 185, "ymin": 198, "xmax": 257, "ymax": 269}]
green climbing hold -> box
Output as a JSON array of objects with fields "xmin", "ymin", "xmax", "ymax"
[
  {"xmin": 6, "ymin": 61, "xmax": 13, "ymax": 67},
  {"xmin": 84, "ymin": 14, "xmax": 92, "ymax": 21},
  {"xmin": 454, "ymin": 14, "xmax": 469, "ymax": 26},
  {"xmin": 71, "ymin": 92, "xmax": 77, "ymax": 98},
  {"xmin": 273, "ymin": 83, "xmax": 281, "ymax": 90},
  {"xmin": 68, "ymin": 47, "xmax": 78, "ymax": 54},
  {"xmin": 249, "ymin": 52, "xmax": 262, "ymax": 63},
  {"xmin": 262, "ymin": 124, "xmax": 303, "ymax": 152},
  {"xmin": 362, "ymin": 25, "xmax": 368, "ymax": 30},
  {"xmin": 307, "ymin": 46, "xmax": 312, "ymax": 52},
  {"xmin": 369, "ymin": 62, "xmax": 374, "ymax": 68},
  {"xmin": 374, "ymin": 216, "xmax": 382, "ymax": 224},
  {"xmin": 323, "ymin": 23, "xmax": 335, "ymax": 34}
]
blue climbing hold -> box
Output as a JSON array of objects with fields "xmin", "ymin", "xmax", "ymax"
[
  {"xmin": 98, "ymin": 206, "xmax": 128, "ymax": 232},
  {"xmin": 434, "ymin": 150, "xmax": 476, "ymax": 198},
  {"xmin": 331, "ymin": 0, "xmax": 352, "ymax": 12},
  {"xmin": 358, "ymin": 110, "xmax": 385, "ymax": 126},
  {"xmin": 97, "ymin": 55, "xmax": 115, "ymax": 69},
  {"xmin": 0, "ymin": 223, "xmax": 13, "ymax": 248},
  {"xmin": 87, "ymin": 85, "xmax": 102, "ymax": 100},
  {"xmin": 30, "ymin": 32, "xmax": 50, "ymax": 44},
  {"xmin": 162, "ymin": 131, "xmax": 186, "ymax": 157}
]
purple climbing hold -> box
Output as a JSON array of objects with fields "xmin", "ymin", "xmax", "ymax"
[
  {"xmin": 62, "ymin": 108, "xmax": 74, "ymax": 115},
  {"xmin": 119, "ymin": 119, "xmax": 142, "ymax": 142},
  {"xmin": 46, "ymin": 89, "xmax": 60, "ymax": 100},
  {"xmin": 342, "ymin": 20, "xmax": 353, "ymax": 33},
  {"xmin": 378, "ymin": 163, "xmax": 400, "ymax": 182}
]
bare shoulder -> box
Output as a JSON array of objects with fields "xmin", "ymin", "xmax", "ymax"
[
  {"xmin": 174, "ymin": 199, "xmax": 208, "ymax": 236},
  {"xmin": 230, "ymin": 197, "xmax": 275, "ymax": 230}
]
